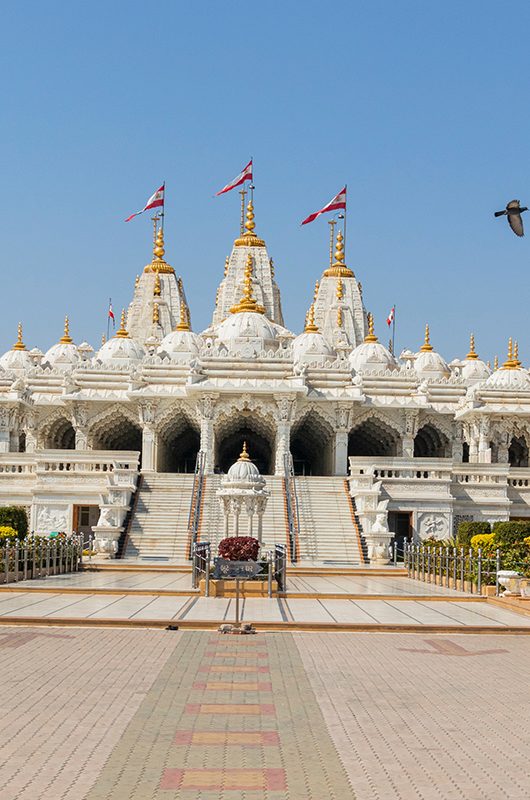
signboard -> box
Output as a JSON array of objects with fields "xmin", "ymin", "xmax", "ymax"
[{"xmin": 213, "ymin": 558, "xmax": 264, "ymax": 580}]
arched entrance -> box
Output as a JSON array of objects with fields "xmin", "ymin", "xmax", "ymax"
[
  {"xmin": 91, "ymin": 413, "xmax": 143, "ymax": 454},
  {"xmin": 348, "ymin": 417, "xmax": 400, "ymax": 457},
  {"xmin": 509, "ymin": 435, "xmax": 529, "ymax": 467},
  {"xmin": 414, "ymin": 424, "xmax": 450, "ymax": 458},
  {"xmin": 157, "ymin": 415, "xmax": 200, "ymax": 473},
  {"xmin": 43, "ymin": 417, "xmax": 76, "ymax": 450},
  {"xmin": 215, "ymin": 413, "xmax": 274, "ymax": 474},
  {"xmin": 290, "ymin": 411, "xmax": 334, "ymax": 475}
]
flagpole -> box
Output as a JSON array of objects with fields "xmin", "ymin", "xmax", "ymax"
[
  {"xmin": 107, "ymin": 298, "xmax": 111, "ymax": 341},
  {"xmin": 161, "ymin": 182, "xmax": 166, "ymax": 231},
  {"xmin": 328, "ymin": 219, "xmax": 336, "ymax": 268},
  {"xmin": 392, "ymin": 304, "xmax": 396, "ymax": 354},
  {"xmin": 343, "ymin": 184, "xmax": 348, "ymax": 257}
]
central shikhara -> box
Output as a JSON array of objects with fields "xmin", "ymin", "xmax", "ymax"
[{"xmin": 0, "ymin": 202, "xmax": 528, "ymax": 562}]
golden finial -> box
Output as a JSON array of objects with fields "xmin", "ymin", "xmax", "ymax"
[
  {"xmin": 234, "ymin": 200, "xmax": 265, "ymax": 247},
  {"xmin": 313, "ymin": 280, "xmax": 320, "ymax": 303},
  {"xmin": 513, "ymin": 340, "xmax": 521, "ymax": 368},
  {"xmin": 487, "ymin": 360, "xmax": 491, "ymax": 370},
  {"xmin": 229, "ymin": 253, "xmax": 265, "ymax": 314},
  {"xmin": 135, "ymin": 274, "xmax": 140, "ymax": 289},
  {"xmin": 420, "ymin": 323, "xmax": 433, "ymax": 352},
  {"xmin": 153, "ymin": 227, "xmax": 165, "ymax": 260},
  {"xmin": 154, "ymin": 272, "xmax": 161, "ymax": 297},
  {"xmin": 101, "ymin": 333, "xmax": 106, "ymax": 346},
  {"xmin": 116, "ymin": 309, "xmax": 129, "ymax": 338},
  {"xmin": 224, "ymin": 256, "xmax": 229, "ymax": 277},
  {"xmin": 270, "ymin": 257, "xmax": 275, "ymax": 278},
  {"xmin": 466, "ymin": 333, "xmax": 478, "ymax": 360},
  {"xmin": 337, "ymin": 306, "xmax": 343, "ymax": 328},
  {"xmin": 59, "ymin": 315, "xmax": 73, "ymax": 344},
  {"xmin": 336, "ymin": 278, "xmax": 343, "ymax": 301},
  {"xmin": 323, "ymin": 230, "xmax": 354, "ymax": 278},
  {"xmin": 153, "ymin": 303, "xmax": 159, "ymax": 324},
  {"xmin": 364, "ymin": 312, "xmax": 378, "ymax": 343},
  {"xmin": 503, "ymin": 337, "xmax": 515, "ymax": 369},
  {"xmin": 176, "ymin": 304, "xmax": 190, "ymax": 331},
  {"xmin": 304, "ymin": 302, "xmax": 319, "ymax": 333},
  {"xmin": 494, "ymin": 355, "xmax": 499, "ymax": 370},
  {"xmin": 13, "ymin": 322, "xmax": 25, "ymax": 351},
  {"xmin": 144, "ymin": 223, "xmax": 174, "ymax": 275},
  {"xmin": 239, "ymin": 441, "xmax": 250, "ymax": 461}
]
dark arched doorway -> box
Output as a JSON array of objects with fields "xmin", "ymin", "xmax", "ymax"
[
  {"xmin": 44, "ymin": 417, "xmax": 76, "ymax": 449},
  {"xmin": 290, "ymin": 411, "xmax": 334, "ymax": 475},
  {"xmin": 509, "ymin": 436, "xmax": 529, "ymax": 467},
  {"xmin": 414, "ymin": 424, "xmax": 450, "ymax": 458},
  {"xmin": 216, "ymin": 415, "xmax": 274, "ymax": 474},
  {"xmin": 348, "ymin": 417, "xmax": 400, "ymax": 457},
  {"xmin": 91, "ymin": 414, "xmax": 143, "ymax": 454},
  {"xmin": 157, "ymin": 416, "xmax": 200, "ymax": 473}
]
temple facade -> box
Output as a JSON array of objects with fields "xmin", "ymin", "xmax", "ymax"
[{"xmin": 0, "ymin": 201, "xmax": 529, "ymax": 559}]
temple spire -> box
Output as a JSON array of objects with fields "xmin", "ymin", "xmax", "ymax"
[
  {"xmin": 466, "ymin": 333, "xmax": 478, "ymax": 360},
  {"xmin": 239, "ymin": 441, "xmax": 250, "ymax": 461},
  {"xmin": 229, "ymin": 253, "xmax": 265, "ymax": 314},
  {"xmin": 234, "ymin": 200, "xmax": 265, "ymax": 248},
  {"xmin": 323, "ymin": 230, "xmax": 354, "ymax": 278},
  {"xmin": 364, "ymin": 312, "xmax": 378, "ymax": 343},
  {"xmin": 420, "ymin": 323, "xmax": 433, "ymax": 352},
  {"xmin": 116, "ymin": 309, "xmax": 129, "ymax": 338},
  {"xmin": 13, "ymin": 323, "xmax": 25, "ymax": 351},
  {"xmin": 304, "ymin": 302, "xmax": 319, "ymax": 333},
  {"xmin": 176, "ymin": 303, "xmax": 190, "ymax": 331},
  {"xmin": 59, "ymin": 315, "xmax": 73, "ymax": 344},
  {"xmin": 502, "ymin": 337, "xmax": 515, "ymax": 369}
]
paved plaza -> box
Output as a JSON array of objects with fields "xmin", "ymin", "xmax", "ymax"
[{"xmin": 1, "ymin": 626, "xmax": 530, "ymax": 799}]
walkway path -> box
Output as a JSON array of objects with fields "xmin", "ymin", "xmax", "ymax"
[{"xmin": 1, "ymin": 628, "xmax": 530, "ymax": 799}]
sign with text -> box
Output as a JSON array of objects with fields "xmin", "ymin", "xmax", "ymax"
[{"xmin": 213, "ymin": 558, "xmax": 265, "ymax": 580}]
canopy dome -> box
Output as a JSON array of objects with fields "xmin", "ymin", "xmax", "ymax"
[
  {"xmin": 292, "ymin": 303, "xmax": 334, "ymax": 362},
  {"xmin": 224, "ymin": 442, "xmax": 266, "ymax": 488},
  {"xmin": 485, "ymin": 340, "xmax": 530, "ymax": 390},
  {"xmin": 44, "ymin": 318, "xmax": 79, "ymax": 370},
  {"xmin": 0, "ymin": 325, "xmax": 32, "ymax": 372},
  {"xmin": 349, "ymin": 314, "xmax": 396, "ymax": 373},
  {"xmin": 96, "ymin": 311, "xmax": 145, "ymax": 365},
  {"xmin": 414, "ymin": 325, "xmax": 449, "ymax": 379}
]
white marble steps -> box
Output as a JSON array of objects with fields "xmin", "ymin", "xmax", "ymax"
[
  {"xmin": 125, "ymin": 473, "xmax": 195, "ymax": 560},
  {"xmin": 295, "ymin": 476, "xmax": 364, "ymax": 564}
]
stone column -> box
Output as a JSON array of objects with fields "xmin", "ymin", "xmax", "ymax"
[
  {"xmin": 274, "ymin": 397, "xmax": 295, "ymax": 475},
  {"xmin": 452, "ymin": 422, "xmax": 464, "ymax": 462},
  {"xmin": 0, "ymin": 407, "xmax": 12, "ymax": 453},
  {"xmin": 72, "ymin": 404, "xmax": 91, "ymax": 451},
  {"xmin": 198, "ymin": 395, "xmax": 217, "ymax": 473},
  {"xmin": 138, "ymin": 401, "xmax": 159, "ymax": 472},
  {"xmin": 402, "ymin": 410, "xmax": 418, "ymax": 458},
  {"xmin": 478, "ymin": 418, "xmax": 491, "ymax": 463},
  {"xmin": 333, "ymin": 430, "xmax": 349, "ymax": 476}
]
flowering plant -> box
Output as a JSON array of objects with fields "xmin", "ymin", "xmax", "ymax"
[{"xmin": 218, "ymin": 536, "xmax": 260, "ymax": 561}]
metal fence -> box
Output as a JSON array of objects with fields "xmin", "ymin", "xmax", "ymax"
[
  {"xmin": 0, "ymin": 535, "xmax": 83, "ymax": 584},
  {"xmin": 191, "ymin": 541, "xmax": 287, "ymax": 598},
  {"xmin": 402, "ymin": 542, "xmax": 500, "ymax": 595}
]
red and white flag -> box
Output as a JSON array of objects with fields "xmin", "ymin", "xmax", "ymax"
[
  {"xmin": 108, "ymin": 302, "xmax": 115, "ymax": 328},
  {"xmin": 301, "ymin": 186, "xmax": 347, "ymax": 225},
  {"xmin": 215, "ymin": 160, "xmax": 253, "ymax": 196},
  {"xmin": 125, "ymin": 184, "xmax": 165, "ymax": 222},
  {"xmin": 386, "ymin": 306, "xmax": 395, "ymax": 327}
]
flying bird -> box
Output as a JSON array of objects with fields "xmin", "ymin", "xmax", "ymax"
[{"xmin": 494, "ymin": 199, "xmax": 528, "ymax": 237}]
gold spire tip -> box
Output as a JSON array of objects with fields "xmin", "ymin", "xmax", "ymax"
[
  {"xmin": 154, "ymin": 272, "xmax": 161, "ymax": 297},
  {"xmin": 239, "ymin": 441, "xmax": 250, "ymax": 461},
  {"xmin": 364, "ymin": 311, "xmax": 378, "ymax": 343},
  {"xmin": 323, "ymin": 229, "xmax": 354, "ymax": 277},
  {"xmin": 466, "ymin": 333, "xmax": 478, "ymax": 360},
  {"xmin": 229, "ymin": 253, "xmax": 265, "ymax": 314},
  {"xmin": 494, "ymin": 355, "xmax": 499, "ymax": 370},
  {"xmin": 13, "ymin": 322, "xmax": 25, "ymax": 351},
  {"xmin": 152, "ymin": 303, "xmax": 160, "ymax": 324},
  {"xmin": 502, "ymin": 337, "xmax": 517, "ymax": 369},
  {"xmin": 59, "ymin": 315, "xmax": 73, "ymax": 345},
  {"xmin": 116, "ymin": 309, "xmax": 128, "ymax": 338},
  {"xmin": 420, "ymin": 323, "xmax": 433, "ymax": 352},
  {"xmin": 234, "ymin": 199, "xmax": 265, "ymax": 247},
  {"xmin": 176, "ymin": 303, "xmax": 190, "ymax": 331},
  {"xmin": 304, "ymin": 302, "xmax": 319, "ymax": 333}
]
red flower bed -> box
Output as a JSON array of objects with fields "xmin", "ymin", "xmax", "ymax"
[{"xmin": 218, "ymin": 536, "xmax": 260, "ymax": 561}]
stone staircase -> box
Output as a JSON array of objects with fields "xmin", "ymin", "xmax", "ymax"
[
  {"xmin": 125, "ymin": 472, "xmax": 195, "ymax": 560},
  {"xmin": 294, "ymin": 476, "xmax": 365, "ymax": 564}
]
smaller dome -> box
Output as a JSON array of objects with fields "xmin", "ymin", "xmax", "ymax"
[
  {"xmin": 0, "ymin": 324, "xmax": 32, "ymax": 372},
  {"xmin": 414, "ymin": 325, "xmax": 449, "ymax": 379},
  {"xmin": 460, "ymin": 334, "xmax": 491, "ymax": 382},
  {"xmin": 485, "ymin": 339, "xmax": 530, "ymax": 390},
  {"xmin": 216, "ymin": 311, "xmax": 279, "ymax": 348},
  {"xmin": 158, "ymin": 330, "xmax": 200, "ymax": 359},
  {"xmin": 77, "ymin": 342, "xmax": 94, "ymax": 362},
  {"xmin": 224, "ymin": 442, "xmax": 265, "ymax": 487},
  {"xmin": 44, "ymin": 342, "xmax": 80, "ymax": 369},
  {"xmin": 96, "ymin": 310, "xmax": 145, "ymax": 365},
  {"xmin": 348, "ymin": 313, "xmax": 396, "ymax": 373},
  {"xmin": 292, "ymin": 331, "xmax": 334, "ymax": 362}
]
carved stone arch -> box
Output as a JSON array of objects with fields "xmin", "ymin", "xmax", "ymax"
[
  {"xmin": 352, "ymin": 408, "xmax": 404, "ymax": 437},
  {"xmin": 348, "ymin": 411, "xmax": 402, "ymax": 458},
  {"xmin": 214, "ymin": 406, "xmax": 276, "ymax": 475},
  {"xmin": 292, "ymin": 402, "xmax": 336, "ymax": 432},
  {"xmin": 414, "ymin": 416, "xmax": 451, "ymax": 458},
  {"xmin": 290, "ymin": 405, "xmax": 335, "ymax": 476},
  {"xmin": 88, "ymin": 404, "xmax": 142, "ymax": 453},
  {"xmin": 39, "ymin": 409, "xmax": 75, "ymax": 450},
  {"xmin": 419, "ymin": 413, "xmax": 454, "ymax": 442},
  {"xmin": 155, "ymin": 403, "xmax": 200, "ymax": 473}
]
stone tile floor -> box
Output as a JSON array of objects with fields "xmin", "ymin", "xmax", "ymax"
[{"xmin": 1, "ymin": 627, "xmax": 530, "ymax": 799}]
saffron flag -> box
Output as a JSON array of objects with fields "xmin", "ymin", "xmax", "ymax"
[
  {"xmin": 387, "ymin": 306, "xmax": 395, "ymax": 327},
  {"xmin": 108, "ymin": 302, "xmax": 115, "ymax": 328},
  {"xmin": 215, "ymin": 160, "xmax": 253, "ymax": 196},
  {"xmin": 125, "ymin": 184, "xmax": 165, "ymax": 222},
  {"xmin": 301, "ymin": 186, "xmax": 347, "ymax": 225}
]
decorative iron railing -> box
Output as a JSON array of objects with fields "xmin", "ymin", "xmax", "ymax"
[
  {"xmin": 283, "ymin": 453, "xmax": 300, "ymax": 563},
  {"xmin": 187, "ymin": 451, "xmax": 206, "ymax": 559},
  {"xmin": 0, "ymin": 535, "xmax": 83, "ymax": 584}
]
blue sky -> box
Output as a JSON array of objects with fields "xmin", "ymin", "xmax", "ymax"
[{"xmin": 0, "ymin": 1, "xmax": 528, "ymax": 364}]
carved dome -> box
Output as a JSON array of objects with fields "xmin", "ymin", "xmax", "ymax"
[
  {"xmin": 348, "ymin": 314, "xmax": 396, "ymax": 373},
  {"xmin": 0, "ymin": 324, "xmax": 32, "ymax": 372},
  {"xmin": 292, "ymin": 331, "xmax": 334, "ymax": 362},
  {"xmin": 157, "ymin": 309, "xmax": 201, "ymax": 359},
  {"xmin": 44, "ymin": 342, "xmax": 80, "ymax": 369},
  {"xmin": 223, "ymin": 443, "xmax": 266, "ymax": 488},
  {"xmin": 97, "ymin": 336, "xmax": 145, "ymax": 365},
  {"xmin": 414, "ymin": 326, "xmax": 449, "ymax": 379},
  {"xmin": 216, "ymin": 311, "xmax": 280, "ymax": 348},
  {"xmin": 485, "ymin": 340, "xmax": 530, "ymax": 390}
]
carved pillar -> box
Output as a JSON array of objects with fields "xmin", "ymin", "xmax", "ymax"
[
  {"xmin": 197, "ymin": 395, "xmax": 217, "ymax": 473},
  {"xmin": 452, "ymin": 422, "xmax": 464, "ymax": 462},
  {"xmin": 72, "ymin": 404, "xmax": 91, "ymax": 451},
  {"xmin": 0, "ymin": 407, "xmax": 12, "ymax": 453},
  {"xmin": 274, "ymin": 397, "xmax": 295, "ymax": 475},
  {"xmin": 478, "ymin": 417, "xmax": 491, "ymax": 463},
  {"xmin": 23, "ymin": 411, "xmax": 37, "ymax": 453},
  {"xmin": 333, "ymin": 405, "xmax": 351, "ymax": 476},
  {"xmin": 468, "ymin": 420, "xmax": 480, "ymax": 463},
  {"xmin": 402, "ymin": 410, "xmax": 419, "ymax": 458},
  {"xmin": 139, "ymin": 401, "xmax": 159, "ymax": 472}
]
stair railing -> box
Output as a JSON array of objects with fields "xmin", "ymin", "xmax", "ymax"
[
  {"xmin": 192, "ymin": 541, "xmax": 211, "ymax": 593},
  {"xmin": 283, "ymin": 452, "xmax": 300, "ymax": 563},
  {"xmin": 274, "ymin": 543, "xmax": 287, "ymax": 591},
  {"xmin": 186, "ymin": 450, "xmax": 206, "ymax": 560}
]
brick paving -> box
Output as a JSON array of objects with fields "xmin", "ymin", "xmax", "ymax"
[{"xmin": 2, "ymin": 627, "xmax": 530, "ymax": 798}]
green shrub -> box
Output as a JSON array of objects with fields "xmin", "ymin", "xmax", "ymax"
[
  {"xmin": 492, "ymin": 521, "xmax": 530, "ymax": 547},
  {"xmin": 457, "ymin": 521, "xmax": 491, "ymax": 547},
  {"xmin": 0, "ymin": 507, "xmax": 28, "ymax": 539}
]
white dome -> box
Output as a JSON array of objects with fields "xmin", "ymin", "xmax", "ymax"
[
  {"xmin": 44, "ymin": 342, "xmax": 80, "ymax": 370},
  {"xmin": 349, "ymin": 340, "xmax": 397, "ymax": 374},
  {"xmin": 485, "ymin": 367, "xmax": 530, "ymax": 391},
  {"xmin": 223, "ymin": 445, "xmax": 266, "ymax": 488},
  {"xmin": 97, "ymin": 336, "xmax": 145, "ymax": 365},
  {"xmin": 292, "ymin": 331, "xmax": 334, "ymax": 362},
  {"xmin": 216, "ymin": 312, "xmax": 279, "ymax": 347},
  {"xmin": 0, "ymin": 348, "xmax": 32, "ymax": 372},
  {"xmin": 414, "ymin": 349, "xmax": 450, "ymax": 379},
  {"xmin": 158, "ymin": 329, "xmax": 201, "ymax": 359},
  {"xmin": 461, "ymin": 358, "xmax": 491, "ymax": 382}
]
